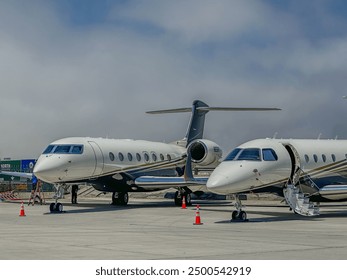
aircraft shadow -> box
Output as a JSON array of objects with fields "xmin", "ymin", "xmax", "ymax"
[
  {"xmin": 214, "ymin": 209, "xmax": 347, "ymax": 224},
  {"xmin": 42, "ymin": 199, "xmax": 231, "ymax": 215}
]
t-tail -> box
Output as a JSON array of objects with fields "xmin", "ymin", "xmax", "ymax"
[{"xmin": 147, "ymin": 100, "xmax": 281, "ymax": 147}]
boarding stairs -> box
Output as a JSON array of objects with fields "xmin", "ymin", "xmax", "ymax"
[{"xmin": 283, "ymin": 166, "xmax": 320, "ymax": 216}]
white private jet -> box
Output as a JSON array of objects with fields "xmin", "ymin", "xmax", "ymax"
[
  {"xmin": 207, "ymin": 138, "xmax": 347, "ymax": 220},
  {"xmin": 2, "ymin": 100, "xmax": 280, "ymax": 212}
]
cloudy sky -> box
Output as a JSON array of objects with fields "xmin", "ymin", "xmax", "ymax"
[{"xmin": 1, "ymin": 0, "xmax": 347, "ymax": 159}]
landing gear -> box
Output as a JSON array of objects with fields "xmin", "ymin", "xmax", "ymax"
[
  {"xmin": 49, "ymin": 184, "xmax": 66, "ymax": 213},
  {"xmin": 112, "ymin": 192, "xmax": 129, "ymax": 206},
  {"xmin": 174, "ymin": 190, "xmax": 192, "ymax": 206},
  {"xmin": 185, "ymin": 193, "xmax": 192, "ymax": 206},
  {"xmin": 50, "ymin": 202, "xmax": 63, "ymax": 213},
  {"xmin": 231, "ymin": 210, "xmax": 247, "ymax": 221},
  {"xmin": 174, "ymin": 191, "xmax": 181, "ymax": 206},
  {"xmin": 231, "ymin": 195, "xmax": 248, "ymax": 222}
]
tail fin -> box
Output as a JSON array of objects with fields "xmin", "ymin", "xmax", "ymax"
[
  {"xmin": 147, "ymin": 100, "xmax": 209, "ymax": 145},
  {"xmin": 185, "ymin": 100, "xmax": 209, "ymax": 144},
  {"xmin": 147, "ymin": 100, "xmax": 281, "ymax": 147}
]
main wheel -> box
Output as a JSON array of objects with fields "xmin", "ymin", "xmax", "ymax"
[
  {"xmin": 56, "ymin": 203, "xmax": 63, "ymax": 212},
  {"xmin": 231, "ymin": 210, "xmax": 238, "ymax": 220},
  {"xmin": 185, "ymin": 193, "xmax": 192, "ymax": 206},
  {"xmin": 238, "ymin": 210, "xmax": 247, "ymax": 221},
  {"xmin": 112, "ymin": 192, "xmax": 119, "ymax": 205},
  {"xmin": 119, "ymin": 192, "xmax": 129, "ymax": 206},
  {"xmin": 112, "ymin": 192, "xmax": 129, "ymax": 205},
  {"xmin": 50, "ymin": 203, "xmax": 55, "ymax": 212},
  {"xmin": 174, "ymin": 191, "xmax": 181, "ymax": 206}
]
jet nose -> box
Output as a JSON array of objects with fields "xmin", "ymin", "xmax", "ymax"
[
  {"xmin": 207, "ymin": 161, "xmax": 257, "ymax": 194},
  {"xmin": 33, "ymin": 156, "xmax": 63, "ymax": 183},
  {"xmin": 206, "ymin": 165, "xmax": 234, "ymax": 194},
  {"xmin": 206, "ymin": 169, "xmax": 230, "ymax": 191}
]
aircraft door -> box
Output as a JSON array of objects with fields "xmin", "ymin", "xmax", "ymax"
[
  {"xmin": 284, "ymin": 144, "xmax": 301, "ymax": 183},
  {"xmin": 88, "ymin": 141, "xmax": 104, "ymax": 176}
]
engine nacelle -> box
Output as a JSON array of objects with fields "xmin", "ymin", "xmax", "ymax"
[{"xmin": 188, "ymin": 139, "xmax": 222, "ymax": 166}]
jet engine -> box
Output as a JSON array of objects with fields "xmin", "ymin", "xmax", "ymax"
[{"xmin": 188, "ymin": 139, "xmax": 222, "ymax": 166}]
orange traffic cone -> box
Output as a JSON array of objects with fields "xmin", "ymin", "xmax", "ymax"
[
  {"xmin": 19, "ymin": 201, "xmax": 26, "ymax": 217},
  {"xmin": 181, "ymin": 196, "xmax": 187, "ymax": 209},
  {"xmin": 193, "ymin": 204, "xmax": 203, "ymax": 225}
]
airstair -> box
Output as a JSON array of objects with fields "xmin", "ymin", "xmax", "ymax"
[
  {"xmin": 283, "ymin": 166, "xmax": 320, "ymax": 217},
  {"xmin": 283, "ymin": 184, "xmax": 320, "ymax": 216}
]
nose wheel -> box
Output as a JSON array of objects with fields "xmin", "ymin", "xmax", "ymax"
[
  {"xmin": 231, "ymin": 195, "xmax": 248, "ymax": 222},
  {"xmin": 231, "ymin": 210, "xmax": 247, "ymax": 221},
  {"xmin": 50, "ymin": 202, "xmax": 64, "ymax": 213},
  {"xmin": 49, "ymin": 184, "xmax": 66, "ymax": 213}
]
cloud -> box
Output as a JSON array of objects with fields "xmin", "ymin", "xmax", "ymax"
[
  {"xmin": 111, "ymin": 0, "xmax": 270, "ymax": 43},
  {"xmin": 0, "ymin": 1, "xmax": 347, "ymax": 159}
]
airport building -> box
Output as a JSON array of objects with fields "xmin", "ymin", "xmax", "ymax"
[{"xmin": 0, "ymin": 158, "xmax": 53, "ymax": 192}]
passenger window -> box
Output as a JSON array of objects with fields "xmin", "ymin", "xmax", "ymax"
[
  {"xmin": 109, "ymin": 152, "xmax": 115, "ymax": 161},
  {"xmin": 144, "ymin": 152, "xmax": 150, "ymax": 162},
  {"xmin": 160, "ymin": 154, "xmax": 165, "ymax": 161},
  {"xmin": 238, "ymin": 148, "xmax": 261, "ymax": 161},
  {"xmin": 118, "ymin": 152, "xmax": 124, "ymax": 161},
  {"xmin": 313, "ymin": 154, "xmax": 318, "ymax": 163},
  {"xmin": 152, "ymin": 153, "xmax": 157, "ymax": 162},
  {"xmin": 262, "ymin": 149, "xmax": 278, "ymax": 161},
  {"xmin": 128, "ymin": 153, "xmax": 133, "ymax": 161},
  {"xmin": 322, "ymin": 154, "xmax": 326, "ymax": 162},
  {"xmin": 167, "ymin": 154, "xmax": 172, "ymax": 161},
  {"xmin": 305, "ymin": 155, "xmax": 309, "ymax": 163},
  {"xmin": 136, "ymin": 153, "xmax": 141, "ymax": 161},
  {"xmin": 332, "ymin": 154, "xmax": 336, "ymax": 162},
  {"xmin": 225, "ymin": 148, "xmax": 242, "ymax": 161}
]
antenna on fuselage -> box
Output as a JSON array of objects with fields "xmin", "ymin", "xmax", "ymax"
[{"xmin": 146, "ymin": 100, "xmax": 281, "ymax": 147}]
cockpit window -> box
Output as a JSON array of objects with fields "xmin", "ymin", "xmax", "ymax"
[
  {"xmin": 42, "ymin": 145, "xmax": 84, "ymax": 154},
  {"xmin": 43, "ymin": 145, "xmax": 55, "ymax": 154},
  {"xmin": 54, "ymin": 145, "xmax": 72, "ymax": 153},
  {"xmin": 224, "ymin": 148, "xmax": 242, "ymax": 161},
  {"xmin": 225, "ymin": 148, "xmax": 276, "ymax": 161},
  {"xmin": 237, "ymin": 148, "xmax": 261, "ymax": 161},
  {"xmin": 262, "ymin": 149, "xmax": 278, "ymax": 161},
  {"xmin": 71, "ymin": 145, "xmax": 84, "ymax": 154}
]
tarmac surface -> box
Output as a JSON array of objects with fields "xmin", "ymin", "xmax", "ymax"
[{"xmin": 1, "ymin": 197, "xmax": 347, "ymax": 260}]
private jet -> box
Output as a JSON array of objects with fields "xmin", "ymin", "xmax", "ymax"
[
  {"xmin": 207, "ymin": 138, "xmax": 347, "ymax": 220},
  {"xmin": 2, "ymin": 100, "xmax": 280, "ymax": 213}
]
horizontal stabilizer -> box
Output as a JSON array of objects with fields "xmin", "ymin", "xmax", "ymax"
[
  {"xmin": 146, "ymin": 108, "xmax": 192, "ymax": 114},
  {"xmin": 147, "ymin": 107, "xmax": 281, "ymax": 114},
  {"xmin": 147, "ymin": 100, "xmax": 281, "ymax": 145},
  {"xmin": 200, "ymin": 107, "xmax": 281, "ymax": 112}
]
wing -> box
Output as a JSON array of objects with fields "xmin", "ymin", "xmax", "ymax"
[
  {"xmin": 135, "ymin": 176, "xmax": 208, "ymax": 189},
  {"xmin": 0, "ymin": 171, "xmax": 33, "ymax": 179},
  {"xmin": 134, "ymin": 151, "xmax": 207, "ymax": 189}
]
